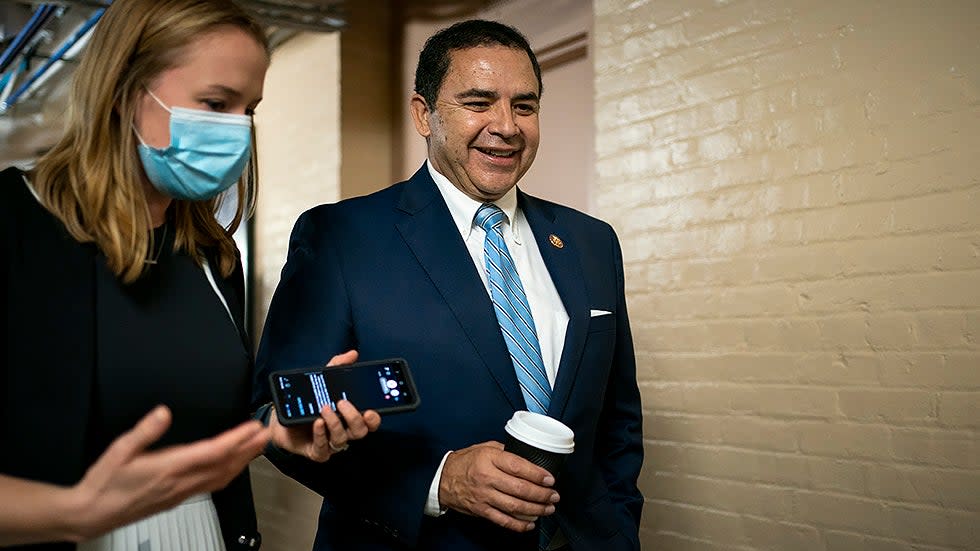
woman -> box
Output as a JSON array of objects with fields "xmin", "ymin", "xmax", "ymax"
[{"xmin": 0, "ymin": 0, "xmax": 379, "ymax": 549}]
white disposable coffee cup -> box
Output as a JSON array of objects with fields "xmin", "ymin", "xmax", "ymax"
[{"xmin": 503, "ymin": 411, "xmax": 575, "ymax": 476}]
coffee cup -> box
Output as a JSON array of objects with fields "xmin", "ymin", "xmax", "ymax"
[{"xmin": 503, "ymin": 411, "xmax": 575, "ymax": 477}]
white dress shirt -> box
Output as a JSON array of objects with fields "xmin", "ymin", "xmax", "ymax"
[{"xmin": 423, "ymin": 160, "xmax": 569, "ymax": 516}]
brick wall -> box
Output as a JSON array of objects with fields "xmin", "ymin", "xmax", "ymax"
[{"xmin": 593, "ymin": 0, "xmax": 979, "ymax": 549}]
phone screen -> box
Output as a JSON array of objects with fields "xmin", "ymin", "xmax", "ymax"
[{"xmin": 270, "ymin": 358, "xmax": 418, "ymax": 424}]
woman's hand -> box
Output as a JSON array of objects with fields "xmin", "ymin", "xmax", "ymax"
[
  {"xmin": 268, "ymin": 350, "xmax": 382, "ymax": 462},
  {"xmin": 71, "ymin": 406, "xmax": 269, "ymax": 541},
  {"xmin": 0, "ymin": 406, "xmax": 270, "ymax": 546}
]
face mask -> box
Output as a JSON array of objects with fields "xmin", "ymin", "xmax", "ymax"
[{"xmin": 135, "ymin": 89, "xmax": 252, "ymax": 201}]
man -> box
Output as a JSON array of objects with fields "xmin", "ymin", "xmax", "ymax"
[{"xmin": 254, "ymin": 19, "xmax": 643, "ymax": 551}]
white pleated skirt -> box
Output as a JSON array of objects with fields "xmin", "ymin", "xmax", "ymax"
[{"xmin": 78, "ymin": 493, "xmax": 225, "ymax": 551}]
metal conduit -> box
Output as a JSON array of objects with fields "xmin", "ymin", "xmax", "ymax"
[
  {"xmin": 0, "ymin": 8, "xmax": 105, "ymax": 113},
  {"xmin": 0, "ymin": 3, "xmax": 58, "ymax": 75}
]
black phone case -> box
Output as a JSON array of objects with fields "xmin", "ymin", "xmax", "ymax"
[{"xmin": 269, "ymin": 358, "xmax": 420, "ymax": 425}]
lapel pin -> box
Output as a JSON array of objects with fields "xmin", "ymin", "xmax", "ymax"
[{"xmin": 549, "ymin": 234, "xmax": 564, "ymax": 249}]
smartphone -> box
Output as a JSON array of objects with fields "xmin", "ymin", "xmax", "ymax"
[{"xmin": 269, "ymin": 358, "xmax": 419, "ymax": 425}]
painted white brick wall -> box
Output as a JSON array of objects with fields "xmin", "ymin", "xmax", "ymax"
[{"xmin": 594, "ymin": 0, "xmax": 980, "ymax": 548}]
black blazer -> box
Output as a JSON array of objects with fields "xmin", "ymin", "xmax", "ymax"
[{"xmin": 0, "ymin": 167, "xmax": 260, "ymax": 550}]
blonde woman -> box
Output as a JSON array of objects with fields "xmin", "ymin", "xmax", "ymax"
[{"xmin": 0, "ymin": 1, "xmax": 379, "ymax": 549}]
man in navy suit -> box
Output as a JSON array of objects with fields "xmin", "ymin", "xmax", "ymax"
[{"xmin": 254, "ymin": 19, "xmax": 643, "ymax": 551}]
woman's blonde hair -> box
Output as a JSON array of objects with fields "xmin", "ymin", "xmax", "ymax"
[{"xmin": 30, "ymin": 0, "xmax": 269, "ymax": 283}]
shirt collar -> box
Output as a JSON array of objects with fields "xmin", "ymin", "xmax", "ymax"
[{"xmin": 426, "ymin": 159, "xmax": 522, "ymax": 244}]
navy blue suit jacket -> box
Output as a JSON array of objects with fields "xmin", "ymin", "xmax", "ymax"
[{"xmin": 254, "ymin": 166, "xmax": 643, "ymax": 550}]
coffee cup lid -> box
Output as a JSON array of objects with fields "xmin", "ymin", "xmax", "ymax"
[{"xmin": 505, "ymin": 411, "xmax": 575, "ymax": 454}]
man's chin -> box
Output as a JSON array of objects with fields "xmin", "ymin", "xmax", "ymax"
[{"xmin": 473, "ymin": 180, "xmax": 519, "ymax": 200}]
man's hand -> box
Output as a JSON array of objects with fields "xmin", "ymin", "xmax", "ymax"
[
  {"xmin": 268, "ymin": 350, "xmax": 382, "ymax": 461},
  {"xmin": 439, "ymin": 441, "xmax": 559, "ymax": 532}
]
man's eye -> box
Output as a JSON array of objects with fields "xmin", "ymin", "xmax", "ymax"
[
  {"xmin": 514, "ymin": 104, "xmax": 538, "ymax": 115},
  {"xmin": 465, "ymin": 101, "xmax": 491, "ymax": 110}
]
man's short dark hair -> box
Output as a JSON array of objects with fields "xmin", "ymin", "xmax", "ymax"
[{"xmin": 414, "ymin": 19, "xmax": 543, "ymax": 111}]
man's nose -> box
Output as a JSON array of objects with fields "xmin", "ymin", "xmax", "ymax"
[{"xmin": 487, "ymin": 104, "xmax": 518, "ymax": 138}]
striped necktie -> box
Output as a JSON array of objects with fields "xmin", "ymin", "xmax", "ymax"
[{"xmin": 474, "ymin": 203, "xmax": 551, "ymax": 414}]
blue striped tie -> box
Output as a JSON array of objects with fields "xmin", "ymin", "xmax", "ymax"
[
  {"xmin": 475, "ymin": 203, "xmax": 551, "ymax": 414},
  {"xmin": 476, "ymin": 204, "xmax": 559, "ymax": 551}
]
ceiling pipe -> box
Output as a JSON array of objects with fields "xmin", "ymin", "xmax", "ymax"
[
  {"xmin": 1, "ymin": 8, "xmax": 105, "ymax": 114},
  {"xmin": 233, "ymin": 0, "xmax": 347, "ymax": 33},
  {"xmin": 0, "ymin": 18, "xmax": 55, "ymax": 107},
  {"xmin": 0, "ymin": 3, "xmax": 58, "ymax": 75},
  {"xmin": 56, "ymin": 0, "xmax": 346, "ymax": 33},
  {"xmin": 0, "ymin": 58, "xmax": 26, "ymax": 106}
]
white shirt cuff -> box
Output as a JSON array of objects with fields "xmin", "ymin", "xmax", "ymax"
[{"xmin": 424, "ymin": 451, "xmax": 453, "ymax": 517}]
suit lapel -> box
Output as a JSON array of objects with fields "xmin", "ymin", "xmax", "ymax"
[
  {"xmin": 519, "ymin": 193, "xmax": 589, "ymax": 420},
  {"xmin": 208, "ymin": 257, "xmax": 249, "ymax": 349},
  {"xmin": 395, "ymin": 168, "xmax": 525, "ymax": 411}
]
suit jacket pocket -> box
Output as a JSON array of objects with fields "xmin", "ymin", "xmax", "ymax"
[
  {"xmin": 561, "ymin": 491, "xmax": 620, "ymax": 546},
  {"xmin": 588, "ymin": 310, "xmax": 616, "ymax": 333}
]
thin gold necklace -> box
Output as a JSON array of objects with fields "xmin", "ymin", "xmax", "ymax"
[{"xmin": 144, "ymin": 224, "xmax": 168, "ymax": 265}]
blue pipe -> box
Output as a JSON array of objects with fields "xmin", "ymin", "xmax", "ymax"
[
  {"xmin": 0, "ymin": 39, "xmax": 37, "ymax": 107},
  {"xmin": 2, "ymin": 8, "xmax": 106, "ymax": 111},
  {"xmin": 0, "ymin": 4, "xmax": 58, "ymax": 74},
  {"xmin": 0, "ymin": 58, "xmax": 26, "ymax": 105}
]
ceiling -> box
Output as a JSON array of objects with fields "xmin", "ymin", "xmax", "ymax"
[{"xmin": 0, "ymin": 0, "xmax": 349, "ymax": 124}]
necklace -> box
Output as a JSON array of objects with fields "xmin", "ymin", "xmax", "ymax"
[{"xmin": 144, "ymin": 223, "xmax": 168, "ymax": 265}]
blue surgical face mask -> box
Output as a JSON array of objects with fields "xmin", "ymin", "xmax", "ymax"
[{"xmin": 135, "ymin": 89, "xmax": 252, "ymax": 201}]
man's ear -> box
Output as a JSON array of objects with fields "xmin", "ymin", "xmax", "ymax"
[{"xmin": 410, "ymin": 93, "xmax": 432, "ymax": 138}]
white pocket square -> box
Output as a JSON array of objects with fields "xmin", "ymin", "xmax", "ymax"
[{"xmin": 590, "ymin": 309, "xmax": 612, "ymax": 317}]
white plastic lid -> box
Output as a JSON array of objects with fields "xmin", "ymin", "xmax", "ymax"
[{"xmin": 505, "ymin": 411, "xmax": 575, "ymax": 454}]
